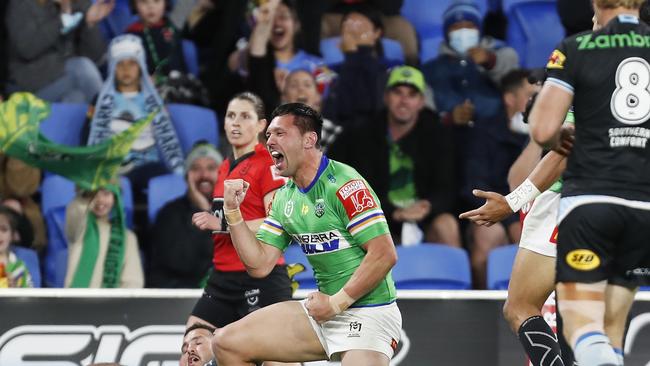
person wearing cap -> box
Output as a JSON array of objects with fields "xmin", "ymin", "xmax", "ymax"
[
  {"xmin": 147, "ymin": 141, "xmax": 223, "ymax": 288},
  {"xmin": 331, "ymin": 65, "xmax": 460, "ymax": 247}
]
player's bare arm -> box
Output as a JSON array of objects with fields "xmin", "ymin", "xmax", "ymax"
[
  {"xmin": 459, "ymin": 149, "xmax": 567, "ymax": 225},
  {"xmin": 529, "ymin": 83, "xmax": 573, "ymax": 150},
  {"xmin": 305, "ymin": 233, "xmax": 397, "ymax": 324},
  {"xmin": 220, "ymin": 178, "xmax": 283, "ymax": 278}
]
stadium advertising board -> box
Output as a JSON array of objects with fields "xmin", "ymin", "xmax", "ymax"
[{"xmin": 2, "ymin": 290, "xmax": 650, "ymax": 365}]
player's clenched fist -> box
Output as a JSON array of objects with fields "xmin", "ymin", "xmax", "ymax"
[
  {"xmin": 223, "ymin": 179, "xmax": 250, "ymax": 210},
  {"xmin": 305, "ymin": 292, "xmax": 337, "ymax": 324}
]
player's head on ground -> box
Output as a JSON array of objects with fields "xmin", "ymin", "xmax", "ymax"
[
  {"xmin": 225, "ymin": 92, "xmax": 267, "ymax": 155},
  {"xmin": 267, "ymin": 103, "xmax": 323, "ymax": 178},
  {"xmin": 384, "ymin": 65, "xmax": 425, "ymax": 126},
  {"xmin": 181, "ymin": 322, "xmax": 216, "ymax": 366},
  {"xmin": 592, "ymin": 0, "xmax": 645, "ymax": 28}
]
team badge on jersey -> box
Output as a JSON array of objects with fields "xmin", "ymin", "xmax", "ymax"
[
  {"xmin": 315, "ymin": 199, "xmax": 325, "ymax": 218},
  {"xmin": 284, "ymin": 200, "xmax": 294, "ymax": 217},
  {"xmin": 547, "ymin": 49, "xmax": 566, "ymax": 70},
  {"xmin": 336, "ymin": 179, "xmax": 378, "ymax": 219}
]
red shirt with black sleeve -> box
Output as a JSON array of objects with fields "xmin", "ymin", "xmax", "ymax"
[{"xmin": 211, "ymin": 144, "xmax": 287, "ymax": 271}]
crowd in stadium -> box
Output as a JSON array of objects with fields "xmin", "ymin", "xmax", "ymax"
[{"xmin": 0, "ymin": 0, "xmax": 596, "ymax": 290}]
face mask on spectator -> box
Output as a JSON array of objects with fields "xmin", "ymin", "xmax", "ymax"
[{"xmin": 448, "ymin": 28, "xmax": 480, "ymax": 55}]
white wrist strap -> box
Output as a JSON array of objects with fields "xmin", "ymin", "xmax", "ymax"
[
  {"xmin": 329, "ymin": 290, "xmax": 355, "ymax": 315},
  {"xmin": 505, "ymin": 179, "xmax": 541, "ymax": 212}
]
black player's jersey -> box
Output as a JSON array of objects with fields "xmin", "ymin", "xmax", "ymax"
[{"xmin": 546, "ymin": 14, "xmax": 650, "ymax": 201}]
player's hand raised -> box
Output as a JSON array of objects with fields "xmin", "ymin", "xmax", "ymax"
[
  {"xmin": 552, "ymin": 124, "xmax": 575, "ymax": 156},
  {"xmin": 458, "ymin": 189, "xmax": 512, "ymax": 226},
  {"xmin": 223, "ymin": 179, "xmax": 250, "ymax": 210},
  {"xmin": 305, "ymin": 292, "xmax": 337, "ymax": 324}
]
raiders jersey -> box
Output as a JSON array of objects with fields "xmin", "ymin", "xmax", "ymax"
[{"xmin": 546, "ymin": 14, "xmax": 650, "ymax": 201}]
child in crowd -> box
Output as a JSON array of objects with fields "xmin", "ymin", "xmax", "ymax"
[
  {"xmin": 86, "ymin": 35, "xmax": 184, "ymax": 197},
  {"xmin": 64, "ymin": 186, "xmax": 143, "ymax": 288},
  {"xmin": 126, "ymin": 0, "xmax": 186, "ymax": 83},
  {"xmin": 0, "ymin": 206, "xmax": 33, "ymax": 288}
]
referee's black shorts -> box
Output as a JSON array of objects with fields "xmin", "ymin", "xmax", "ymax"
[
  {"xmin": 556, "ymin": 201, "xmax": 650, "ymax": 288},
  {"xmin": 191, "ymin": 265, "xmax": 293, "ymax": 327}
]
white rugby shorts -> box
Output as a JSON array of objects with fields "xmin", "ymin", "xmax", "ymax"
[
  {"xmin": 519, "ymin": 190, "xmax": 560, "ymax": 257},
  {"xmin": 300, "ymin": 300, "xmax": 402, "ymax": 361}
]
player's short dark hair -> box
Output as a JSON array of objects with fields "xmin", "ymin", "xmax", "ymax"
[
  {"xmin": 184, "ymin": 322, "xmax": 216, "ymax": 336},
  {"xmin": 500, "ymin": 69, "xmax": 532, "ymax": 94},
  {"xmin": 271, "ymin": 103, "xmax": 323, "ymax": 148}
]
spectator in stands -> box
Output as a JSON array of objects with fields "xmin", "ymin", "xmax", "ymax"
[
  {"xmin": 86, "ymin": 34, "xmax": 184, "ymax": 198},
  {"xmin": 237, "ymin": 0, "xmax": 324, "ymax": 114},
  {"xmin": 331, "ymin": 66, "xmax": 460, "ymax": 247},
  {"xmin": 0, "ymin": 154, "xmax": 46, "ymax": 252},
  {"xmin": 126, "ymin": 0, "xmax": 186, "ymax": 82},
  {"xmin": 5, "ymin": 0, "xmax": 113, "ymax": 103},
  {"xmin": 181, "ymin": 322, "xmax": 216, "ymax": 366},
  {"xmin": 183, "ymin": 0, "xmax": 249, "ymax": 114},
  {"xmin": 0, "ymin": 199, "xmax": 36, "ymax": 252},
  {"xmin": 64, "ymin": 185, "xmax": 144, "ymax": 288},
  {"xmin": 282, "ymin": 69, "xmax": 342, "ymax": 152},
  {"xmin": 321, "ymin": 4, "xmax": 391, "ymax": 127},
  {"xmin": 0, "ymin": 205, "xmax": 34, "ymax": 288},
  {"xmin": 147, "ymin": 142, "xmax": 223, "ymax": 288},
  {"xmin": 297, "ymin": 0, "xmax": 419, "ymax": 65},
  {"xmin": 462, "ymin": 69, "xmax": 533, "ymax": 289}
]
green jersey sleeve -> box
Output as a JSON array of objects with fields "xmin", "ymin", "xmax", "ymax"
[
  {"xmin": 256, "ymin": 192, "xmax": 292, "ymax": 251},
  {"xmin": 333, "ymin": 178, "xmax": 391, "ymax": 245}
]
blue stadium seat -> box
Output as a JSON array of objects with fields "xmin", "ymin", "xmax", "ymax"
[
  {"xmin": 13, "ymin": 246, "xmax": 41, "ymax": 288},
  {"xmin": 420, "ymin": 35, "xmax": 444, "ymax": 64},
  {"xmin": 319, "ymin": 37, "xmax": 405, "ymax": 67},
  {"xmin": 44, "ymin": 206, "xmax": 67, "ymax": 287},
  {"xmin": 147, "ymin": 173, "xmax": 187, "ymax": 223},
  {"xmin": 167, "ymin": 103, "xmax": 219, "ymax": 154},
  {"xmin": 506, "ymin": 1, "xmax": 564, "ymax": 67},
  {"xmin": 40, "ymin": 103, "xmax": 88, "ymax": 146},
  {"xmin": 41, "ymin": 175, "xmax": 76, "ymax": 217},
  {"xmin": 502, "ymin": 0, "xmax": 554, "ymax": 12},
  {"xmin": 41, "ymin": 175, "xmax": 134, "ymax": 227},
  {"xmin": 282, "ymin": 244, "xmax": 317, "ymax": 289},
  {"xmin": 401, "ymin": 0, "xmax": 488, "ymax": 39},
  {"xmin": 182, "ymin": 39, "xmax": 200, "ymax": 76},
  {"xmin": 98, "ymin": 0, "xmax": 138, "ymax": 39},
  {"xmin": 393, "ymin": 244, "xmax": 472, "ymax": 289},
  {"xmin": 487, "ymin": 244, "xmax": 518, "ymax": 290}
]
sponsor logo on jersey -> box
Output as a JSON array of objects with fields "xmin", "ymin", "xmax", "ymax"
[
  {"xmin": 0, "ymin": 325, "xmax": 183, "ymax": 365},
  {"xmin": 337, "ymin": 180, "xmax": 378, "ymax": 219},
  {"xmin": 291, "ymin": 230, "xmax": 350, "ymax": 254},
  {"xmin": 547, "ymin": 49, "xmax": 566, "ymax": 69},
  {"xmin": 315, "ymin": 199, "xmax": 325, "ymax": 218},
  {"xmin": 576, "ymin": 31, "xmax": 650, "ymax": 51},
  {"xmin": 284, "ymin": 200, "xmax": 294, "ymax": 217},
  {"xmin": 301, "ymin": 203, "xmax": 309, "ymax": 216},
  {"xmin": 566, "ymin": 249, "xmax": 600, "ymax": 271}
]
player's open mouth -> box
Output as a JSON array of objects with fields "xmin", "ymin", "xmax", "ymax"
[
  {"xmin": 189, "ymin": 355, "xmax": 200, "ymax": 365},
  {"xmin": 270, "ymin": 151, "xmax": 284, "ymax": 167}
]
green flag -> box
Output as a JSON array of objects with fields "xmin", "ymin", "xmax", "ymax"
[{"xmin": 0, "ymin": 92, "xmax": 153, "ymax": 191}]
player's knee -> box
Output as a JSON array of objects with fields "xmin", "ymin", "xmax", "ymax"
[{"xmin": 211, "ymin": 327, "xmax": 239, "ymax": 359}]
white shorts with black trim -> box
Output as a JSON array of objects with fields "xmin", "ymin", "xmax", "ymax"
[
  {"xmin": 300, "ymin": 300, "xmax": 402, "ymax": 361},
  {"xmin": 519, "ymin": 190, "xmax": 560, "ymax": 258}
]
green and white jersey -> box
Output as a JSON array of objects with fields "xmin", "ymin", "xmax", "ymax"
[{"xmin": 257, "ymin": 156, "xmax": 396, "ymax": 307}]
